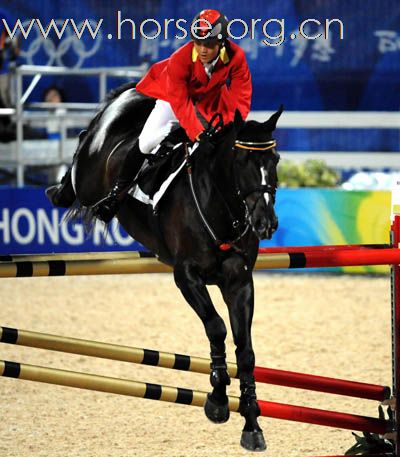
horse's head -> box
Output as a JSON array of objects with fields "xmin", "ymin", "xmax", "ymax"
[{"xmin": 233, "ymin": 106, "xmax": 283, "ymax": 240}]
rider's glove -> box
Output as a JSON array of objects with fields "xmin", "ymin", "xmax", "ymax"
[
  {"xmin": 195, "ymin": 131, "xmax": 215, "ymax": 156},
  {"xmin": 197, "ymin": 130, "xmax": 214, "ymax": 143}
]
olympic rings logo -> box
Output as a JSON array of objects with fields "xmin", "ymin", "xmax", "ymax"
[{"xmin": 17, "ymin": 19, "xmax": 103, "ymax": 68}]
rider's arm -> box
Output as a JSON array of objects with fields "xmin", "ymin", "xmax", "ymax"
[
  {"xmin": 165, "ymin": 56, "xmax": 204, "ymax": 142},
  {"xmin": 226, "ymin": 48, "xmax": 252, "ymax": 122}
]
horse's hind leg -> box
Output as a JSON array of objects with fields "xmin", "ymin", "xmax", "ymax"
[
  {"xmin": 174, "ymin": 263, "xmax": 230, "ymax": 423},
  {"xmin": 220, "ymin": 256, "xmax": 266, "ymax": 452}
]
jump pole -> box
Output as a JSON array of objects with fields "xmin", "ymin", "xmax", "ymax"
[
  {"xmin": 0, "ymin": 243, "xmax": 390, "ymax": 264},
  {"xmin": 259, "ymin": 243, "xmax": 390, "ymax": 254},
  {"xmin": 0, "ymin": 251, "xmax": 153, "ymax": 263},
  {"xmin": 0, "ymin": 360, "xmax": 390, "ymax": 434},
  {"xmin": 391, "ymin": 181, "xmax": 400, "ymax": 456},
  {"xmin": 0, "ymin": 326, "xmax": 390, "ymax": 402},
  {"xmin": 0, "ymin": 247, "xmax": 399, "ymax": 278}
]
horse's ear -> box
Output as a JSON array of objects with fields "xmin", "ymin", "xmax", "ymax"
[{"xmin": 263, "ymin": 105, "xmax": 284, "ymax": 131}]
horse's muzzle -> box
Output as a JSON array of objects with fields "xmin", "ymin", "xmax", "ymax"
[
  {"xmin": 266, "ymin": 216, "xmax": 279, "ymax": 240},
  {"xmin": 252, "ymin": 215, "xmax": 278, "ymax": 240}
]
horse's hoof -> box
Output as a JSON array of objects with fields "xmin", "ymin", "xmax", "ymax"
[
  {"xmin": 204, "ymin": 393, "xmax": 230, "ymax": 424},
  {"xmin": 240, "ymin": 430, "xmax": 267, "ymax": 452}
]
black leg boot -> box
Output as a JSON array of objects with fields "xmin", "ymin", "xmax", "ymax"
[
  {"xmin": 95, "ymin": 141, "xmax": 146, "ymax": 223},
  {"xmin": 45, "ymin": 167, "xmax": 76, "ymax": 208}
]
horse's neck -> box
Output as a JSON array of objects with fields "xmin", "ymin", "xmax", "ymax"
[{"xmin": 199, "ymin": 147, "xmax": 243, "ymax": 219}]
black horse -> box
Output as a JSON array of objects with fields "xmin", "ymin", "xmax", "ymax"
[{"xmin": 57, "ymin": 84, "xmax": 282, "ymax": 452}]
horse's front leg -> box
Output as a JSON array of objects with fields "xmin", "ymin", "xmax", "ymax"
[
  {"xmin": 174, "ymin": 262, "xmax": 231, "ymax": 423},
  {"xmin": 220, "ymin": 256, "xmax": 266, "ymax": 452}
]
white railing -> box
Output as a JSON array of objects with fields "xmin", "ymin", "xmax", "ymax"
[
  {"xmin": 249, "ymin": 111, "xmax": 400, "ymax": 169},
  {"xmin": 249, "ymin": 111, "xmax": 400, "ymax": 128},
  {"xmin": 0, "ymin": 65, "xmax": 399, "ymax": 186},
  {"xmin": 0, "ymin": 64, "xmax": 148, "ymax": 186}
]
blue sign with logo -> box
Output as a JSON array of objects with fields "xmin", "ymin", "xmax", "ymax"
[
  {"xmin": 0, "ymin": 187, "xmax": 143, "ymax": 254},
  {"xmin": 1, "ymin": 1, "xmax": 398, "ymax": 154},
  {"xmin": 0, "ymin": 187, "xmax": 390, "ymax": 262},
  {"xmin": 1, "ymin": 1, "xmax": 399, "ymax": 111}
]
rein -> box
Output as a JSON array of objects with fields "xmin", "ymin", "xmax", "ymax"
[{"xmin": 184, "ymin": 143, "xmax": 249, "ymax": 251}]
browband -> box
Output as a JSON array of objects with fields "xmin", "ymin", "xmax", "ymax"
[{"xmin": 235, "ymin": 140, "xmax": 277, "ymax": 151}]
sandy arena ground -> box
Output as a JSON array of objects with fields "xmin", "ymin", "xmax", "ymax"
[{"xmin": 0, "ymin": 273, "xmax": 392, "ymax": 457}]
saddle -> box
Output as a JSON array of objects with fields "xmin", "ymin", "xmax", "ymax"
[
  {"xmin": 130, "ymin": 127, "xmax": 190, "ymax": 209},
  {"xmin": 130, "ymin": 113, "xmax": 228, "ymax": 210}
]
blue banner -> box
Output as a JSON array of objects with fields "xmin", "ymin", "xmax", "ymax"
[
  {"xmin": 2, "ymin": 1, "xmax": 399, "ymax": 110},
  {"xmin": 0, "ymin": 188, "xmax": 391, "ymax": 263},
  {"xmin": 1, "ymin": 1, "xmax": 399, "ymax": 151},
  {"xmin": 0, "ymin": 187, "xmax": 142, "ymax": 254}
]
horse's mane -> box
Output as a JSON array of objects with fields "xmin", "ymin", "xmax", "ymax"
[{"xmin": 103, "ymin": 82, "xmax": 137, "ymax": 104}]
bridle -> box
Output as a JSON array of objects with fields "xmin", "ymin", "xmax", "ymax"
[
  {"xmin": 234, "ymin": 139, "xmax": 278, "ymax": 205},
  {"xmin": 185, "ymin": 114, "xmax": 279, "ymax": 251}
]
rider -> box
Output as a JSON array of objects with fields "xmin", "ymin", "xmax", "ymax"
[{"xmin": 47, "ymin": 9, "xmax": 252, "ymax": 222}]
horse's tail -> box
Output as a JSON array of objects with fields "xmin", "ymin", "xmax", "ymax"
[
  {"xmin": 64, "ymin": 85, "xmax": 155, "ymax": 229},
  {"xmin": 64, "ymin": 202, "xmax": 100, "ymax": 234}
]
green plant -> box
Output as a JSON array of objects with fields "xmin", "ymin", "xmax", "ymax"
[
  {"xmin": 345, "ymin": 406, "xmax": 395, "ymax": 455},
  {"xmin": 278, "ymin": 159, "xmax": 340, "ymax": 188}
]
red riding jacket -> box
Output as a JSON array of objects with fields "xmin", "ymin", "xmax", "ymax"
[{"xmin": 136, "ymin": 40, "xmax": 252, "ymax": 141}]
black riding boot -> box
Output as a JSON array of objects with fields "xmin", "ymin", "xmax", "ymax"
[
  {"xmin": 45, "ymin": 167, "xmax": 76, "ymax": 208},
  {"xmin": 95, "ymin": 141, "xmax": 146, "ymax": 223}
]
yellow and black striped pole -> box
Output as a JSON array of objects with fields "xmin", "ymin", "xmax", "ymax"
[
  {"xmin": 0, "ymin": 256, "xmax": 172, "ymax": 277},
  {"xmin": 0, "ymin": 249, "xmax": 399, "ymax": 277},
  {"xmin": 0, "ymin": 326, "xmax": 229, "ymax": 376},
  {"xmin": 0, "ymin": 251, "xmax": 150, "ymax": 263},
  {"xmin": 0, "ymin": 254, "xmax": 284, "ymax": 277},
  {"xmin": 0, "ymin": 359, "xmax": 389, "ymax": 434},
  {"xmin": 0, "ymin": 359, "xmax": 225, "ymax": 409}
]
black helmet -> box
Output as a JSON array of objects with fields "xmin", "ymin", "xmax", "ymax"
[{"xmin": 191, "ymin": 9, "xmax": 228, "ymax": 43}]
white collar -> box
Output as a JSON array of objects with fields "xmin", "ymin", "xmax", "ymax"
[{"xmin": 203, "ymin": 55, "xmax": 220, "ymax": 78}]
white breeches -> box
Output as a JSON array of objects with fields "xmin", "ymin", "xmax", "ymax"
[{"xmin": 138, "ymin": 99, "xmax": 180, "ymax": 154}]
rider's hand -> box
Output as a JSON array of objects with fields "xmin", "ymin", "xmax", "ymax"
[
  {"xmin": 197, "ymin": 131, "xmax": 213, "ymax": 143},
  {"xmin": 215, "ymin": 111, "xmax": 243, "ymax": 139},
  {"xmin": 194, "ymin": 131, "xmax": 215, "ymax": 156}
]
